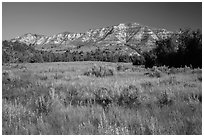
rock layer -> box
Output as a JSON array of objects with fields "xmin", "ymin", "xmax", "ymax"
[{"xmin": 10, "ymin": 22, "xmax": 173, "ymax": 53}]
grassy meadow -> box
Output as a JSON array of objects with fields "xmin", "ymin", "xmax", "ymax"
[{"xmin": 2, "ymin": 61, "xmax": 202, "ymax": 135}]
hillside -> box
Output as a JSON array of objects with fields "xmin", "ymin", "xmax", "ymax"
[{"xmin": 10, "ymin": 22, "xmax": 173, "ymax": 54}]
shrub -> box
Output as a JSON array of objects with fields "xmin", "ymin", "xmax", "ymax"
[
  {"xmin": 144, "ymin": 68, "xmax": 162, "ymax": 78},
  {"xmin": 93, "ymin": 87, "xmax": 113, "ymax": 110},
  {"xmin": 116, "ymin": 64, "xmax": 129, "ymax": 71},
  {"xmin": 117, "ymin": 85, "xmax": 141, "ymax": 108},
  {"xmin": 159, "ymin": 76, "xmax": 179, "ymax": 85},
  {"xmin": 142, "ymin": 51, "xmax": 157, "ymax": 68},
  {"xmin": 2, "ymin": 70, "xmax": 15, "ymax": 83},
  {"xmin": 197, "ymin": 75, "xmax": 202, "ymax": 82},
  {"xmin": 154, "ymin": 37, "xmax": 177, "ymax": 67},
  {"xmin": 37, "ymin": 74, "xmax": 48, "ymax": 81},
  {"xmin": 84, "ymin": 65, "xmax": 114, "ymax": 77},
  {"xmin": 53, "ymin": 73, "xmax": 64, "ymax": 80},
  {"xmin": 185, "ymin": 92, "xmax": 202, "ymax": 103},
  {"xmin": 140, "ymin": 81, "xmax": 153, "ymax": 90},
  {"xmin": 132, "ymin": 55, "xmax": 145, "ymax": 66},
  {"xmin": 155, "ymin": 66, "xmax": 169, "ymax": 73},
  {"xmin": 157, "ymin": 91, "xmax": 173, "ymax": 107}
]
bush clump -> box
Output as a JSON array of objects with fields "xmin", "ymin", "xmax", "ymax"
[
  {"xmin": 116, "ymin": 64, "xmax": 129, "ymax": 71},
  {"xmin": 157, "ymin": 91, "xmax": 173, "ymax": 107},
  {"xmin": 117, "ymin": 85, "xmax": 141, "ymax": 108},
  {"xmin": 84, "ymin": 65, "xmax": 114, "ymax": 77},
  {"xmin": 144, "ymin": 67, "xmax": 163, "ymax": 78}
]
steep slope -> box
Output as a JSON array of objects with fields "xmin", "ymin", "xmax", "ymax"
[{"xmin": 10, "ymin": 22, "xmax": 173, "ymax": 54}]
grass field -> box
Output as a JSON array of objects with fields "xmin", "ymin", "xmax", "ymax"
[{"xmin": 2, "ymin": 61, "xmax": 202, "ymax": 135}]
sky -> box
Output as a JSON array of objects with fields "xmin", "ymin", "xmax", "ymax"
[{"xmin": 2, "ymin": 2, "xmax": 202, "ymax": 40}]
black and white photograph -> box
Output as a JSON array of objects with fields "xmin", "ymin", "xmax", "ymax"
[{"xmin": 2, "ymin": 1, "xmax": 202, "ymax": 135}]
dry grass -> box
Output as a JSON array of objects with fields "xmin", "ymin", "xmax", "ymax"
[{"xmin": 2, "ymin": 61, "xmax": 202, "ymax": 135}]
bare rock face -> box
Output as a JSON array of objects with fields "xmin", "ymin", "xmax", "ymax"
[{"xmin": 10, "ymin": 22, "xmax": 173, "ymax": 54}]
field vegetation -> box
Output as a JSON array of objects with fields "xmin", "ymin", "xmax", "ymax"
[{"xmin": 2, "ymin": 62, "xmax": 202, "ymax": 135}]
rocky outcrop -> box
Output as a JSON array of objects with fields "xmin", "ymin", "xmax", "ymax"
[{"xmin": 10, "ymin": 22, "xmax": 173, "ymax": 53}]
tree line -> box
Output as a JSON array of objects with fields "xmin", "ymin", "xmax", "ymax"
[
  {"xmin": 132, "ymin": 29, "xmax": 202, "ymax": 68},
  {"xmin": 2, "ymin": 41, "xmax": 132, "ymax": 64}
]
